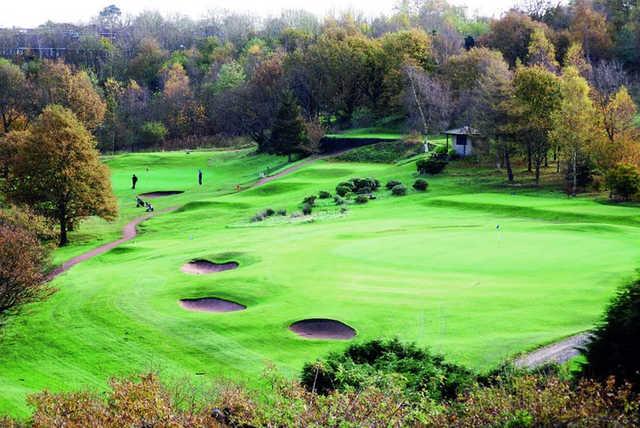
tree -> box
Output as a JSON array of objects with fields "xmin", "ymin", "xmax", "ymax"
[
  {"xmin": 4, "ymin": 105, "xmax": 117, "ymax": 246},
  {"xmin": 583, "ymin": 278, "xmax": 640, "ymax": 389},
  {"xmin": 527, "ymin": 28, "xmax": 559, "ymax": 72},
  {"xmin": 0, "ymin": 221, "xmax": 50, "ymax": 324},
  {"xmin": 513, "ymin": 65, "xmax": 562, "ymax": 184},
  {"xmin": 482, "ymin": 11, "xmax": 549, "ymax": 67},
  {"xmin": 31, "ymin": 61, "xmax": 107, "ymax": 131},
  {"xmin": 569, "ymin": 0, "xmax": 613, "ymax": 62},
  {"xmin": 590, "ymin": 86, "xmax": 640, "ymax": 172},
  {"xmin": 138, "ymin": 121, "xmax": 167, "ymax": 148},
  {"xmin": 550, "ymin": 67, "xmax": 596, "ymax": 195},
  {"xmin": 563, "ymin": 42, "xmax": 592, "ymax": 77},
  {"xmin": 0, "ymin": 59, "xmax": 27, "ymax": 133},
  {"xmin": 211, "ymin": 61, "xmax": 246, "ymax": 94},
  {"xmin": 128, "ymin": 37, "xmax": 169, "ymax": 91},
  {"xmin": 606, "ymin": 164, "xmax": 640, "ymax": 200},
  {"xmin": 403, "ymin": 64, "xmax": 451, "ymax": 140},
  {"xmin": 269, "ymin": 91, "xmax": 307, "ymax": 162},
  {"xmin": 468, "ymin": 52, "xmax": 517, "ymax": 181}
]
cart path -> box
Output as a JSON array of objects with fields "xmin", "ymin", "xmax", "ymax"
[
  {"xmin": 46, "ymin": 207, "xmax": 179, "ymax": 281},
  {"xmin": 514, "ymin": 332, "xmax": 593, "ymax": 368}
]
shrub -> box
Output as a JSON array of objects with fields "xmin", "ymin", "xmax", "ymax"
[
  {"xmin": 448, "ymin": 148, "xmax": 460, "ymax": 160},
  {"xmin": 251, "ymin": 213, "xmax": 265, "ymax": 222},
  {"xmin": 564, "ymin": 156, "xmax": 594, "ymax": 192},
  {"xmin": 318, "ymin": 190, "xmax": 331, "ymax": 199},
  {"xmin": 303, "ymin": 195, "xmax": 317, "ymax": 206},
  {"xmin": 333, "ymin": 195, "xmax": 345, "ymax": 205},
  {"xmin": 413, "ymin": 179, "xmax": 428, "ymax": 191},
  {"xmin": 582, "ymin": 279, "xmax": 640, "ymax": 389},
  {"xmin": 300, "ymin": 338, "xmax": 475, "ymax": 400},
  {"xmin": 335, "ymin": 185, "xmax": 351, "ymax": 197},
  {"xmin": 355, "ymin": 194, "xmax": 369, "ymax": 204},
  {"xmin": 302, "ymin": 203, "xmax": 313, "ymax": 215},
  {"xmin": 264, "ymin": 208, "xmax": 275, "ymax": 217},
  {"xmin": 417, "ymin": 157, "xmax": 448, "ymax": 175},
  {"xmin": 348, "ymin": 177, "xmax": 380, "ymax": 194},
  {"xmin": 0, "ymin": 223, "xmax": 50, "ymax": 323},
  {"xmin": 606, "ymin": 164, "xmax": 640, "ymax": 200},
  {"xmin": 386, "ymin": 180, "xmax": 402, "ymax": 190},
  {"xmin": 138, "ymin": 121, "xmax": 167, "ymax": 148},
  {"xmin": 277, "ymin": 209, "xmax": 287, "ymax": 216},
  {"xmin": 391, "ymin": 184, "xmax": 407, "ymax": 196}
]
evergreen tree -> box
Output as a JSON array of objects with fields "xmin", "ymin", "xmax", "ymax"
[{"xmin": 269, "ymin": 91, "xmax": 308, "ymax": 162}]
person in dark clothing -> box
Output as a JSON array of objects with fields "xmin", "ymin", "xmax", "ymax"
[
  {"xmin": 198, "ymin": 169, "xmax": 203, "ymax": 185},
  {"xmin": 132, "ymin": 174, "xmax": 138, "ymax": 189},
  {"xmin": 136, "ymin": 196, "xmax": 145, "ymax": 207}
]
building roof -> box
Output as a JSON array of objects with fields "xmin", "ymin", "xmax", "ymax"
[{"xmin": 444, "ymin": 126, "xmax": 479, "ymax": 136}]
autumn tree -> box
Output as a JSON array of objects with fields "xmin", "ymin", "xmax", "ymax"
[
  {"xmin": 483, "ymin": 11, "xmax": 549, "ymax": 67},
  {"xmin": 527, "ymin": 28, "xmax": 559, "ymax": 72},
  {"xmin": 403, "ymin": 64, "xmax": 451, "ymax": 140},
  {"xmin": 128, "ymin": 37, "xmax": 169, "ymax": 91},
  {"xmin": 513, "ymin": 65, "xmax": 562, "ymax": 184},
  {"xmin": 4, "ymin": 105, "xmax": 117, "ymax": 246},
  {"xmin": 31, "ymin": 60, "xmax": 107, "ymax": 131},
  {"xmin": 0, "ymin": 221, "xmax": 50, "ymax": 324},
  {"xmin": 563, "ymin": 42, "xmax": 592, "ymax": 77},
  {"xmin": 469, "ymin": 53, "xmax": 517, "ymax": 181},
  {"xmin": 569, "ymin": 0, "xmax": 613, "ymax": 62},
  {"xmin": 550, "ymin": 67, "xmax": 596, "ymax": 195},
  {"xmin": 0, "ymin": 59, "xmax": 27, "ymax": 133},
  {"xmin": 269, "ymin": 91, "xmax": 308, "ymax": 162}
]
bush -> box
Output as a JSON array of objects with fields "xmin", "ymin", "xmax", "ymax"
[
  {"xmin": 264, "ymin": 208, "xmax": 275, "ymax": 217},
  {"xmin": 417, "ymin": 157, "xmax": 448, "ymax": 175},
  {"xmin": 318, "ymin": 190, "xmax": 331, "ymax": 199},
  {"xmin": 448, "ymin": 148, "xmax": 460, "ymax": 160},
  {"xmin": 385, "ymin": 179, "xmax": 402, "ymax": 190},
  {"xmin": 302, "ymin": 203, "xmax": 313, "ymax": 215},
  {"xmin": 391, "ymin": 184, "xmax": 407, "ymax": 196},
  {"xmin": 606, "ymin": 164, "xmax": 640, "ymax": 200},
  {"xmin": 138, "ymin": 121, "xmax": 167, "ymax": 149},
  {"xmin": 564, "ymin": 156, "xmax": 595, "ymax": 192},
  {"xmin": 348, "ymin": 177, "xmax": 380, "ymax": 194},
  {"xmin": 335, "ymin": 185, "xmax": 352, "ymax": 197},
  {"xmin": 413, "ymin": 179, "xmax": 428, "ymax": 191},
  {"xmin": 355, "ymin": 194, "xmax": 369, "ymax": 204},
  {"xmin": 303, "ymin": 195, "xmax": 317, "ymax": 206},
  {"xmin": 251, "ymin": 213, "xmax": 265, "ymax": 222},
  {"xmin": 582, "ymin": 279, "xmax": 640, "ymax": 389},
  {"xmin": 277, "ymin": 209, "xmax": 287, "ymax": 216},
  {"xmin": 300, "ymin": 338, "xmax": 476, "ymax": 400},
  {"xmin": 334, "ymin": 195, "xmax": 345, "ymax": 205}
]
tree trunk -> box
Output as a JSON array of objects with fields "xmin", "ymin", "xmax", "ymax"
[
  {"xmin": 505, "ymin": 148, "xmax": 514, "ymax": 182},
  {"xmin": 535, "ymin": 161, "xmax": 541, "ymax": 185},
  {"xmin": 59, "ymin": 218, "xmax": 68, "ymax": 246},
  {"xmin": 527, "ymin": 143, "xmax": 532, "ymax": 173}
]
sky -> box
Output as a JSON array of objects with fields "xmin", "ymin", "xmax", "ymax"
[{"xmin": 0, "ymin": 0, "xmax": 518, "ymax": 28}]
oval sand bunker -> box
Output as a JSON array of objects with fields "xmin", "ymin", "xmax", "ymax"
[
  {"xmin": 289, "ymin": 318, "xmax": 356, "ymax": 340},
  {"xmin": 181, "ymin": 260, "xmax": 239, "ymax": 275},
  {"xmin": 179, "ymin": 298, "xmax": 246, "ymax": 312},
  {"xmin": 139, "ymin": 191, "xmax": 184, "ymax": 198}
]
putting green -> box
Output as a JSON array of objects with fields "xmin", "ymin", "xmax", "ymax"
[{"xmin": 1, "ymin": 148, "xmax": 639, "ymax": 417}]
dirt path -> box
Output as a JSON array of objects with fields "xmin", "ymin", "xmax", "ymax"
[
  {"xmin": 514, "ymin": 332, "xmax": 593, "ymax": 369},
  {"xmin": 47, "ymin": 207, "xmax": 178, "ymax": 281}
]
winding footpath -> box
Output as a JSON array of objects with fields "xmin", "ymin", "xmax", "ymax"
[
  {"xmin": 46, "ymin": 207, "xmax": 178, "ymax": 281},
  {"xmin": 514, "ymin": 332, "xmax": 593, "ymax": 369}
]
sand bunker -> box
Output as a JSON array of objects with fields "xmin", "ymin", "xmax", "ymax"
[
  {"xmin": 179, "ymin": 298, "xmax": 246, "ymax": 312},
  {"xmin": 181, "ymin": 260, "xmax": 239, "ymax": 275},
  {"xmin": 289, "ymin": 318, "xmax": 356, "ymax": 340},
  {"xmin": 139, "ymin": 191, "xmax": 184, "ymax": 198}
]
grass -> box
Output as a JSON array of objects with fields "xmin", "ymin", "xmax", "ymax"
[
  {"xmin": 324, "ymin": 127, "xmax": 407, "ymax": 140},
  {"xmin": 1, "ymin": 150, "xmax": 640, "ymax": 418}
]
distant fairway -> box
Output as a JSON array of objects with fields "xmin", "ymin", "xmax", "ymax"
[{"xmin": 1, "ymin": 149, "xmax": 639, "ymax": 417}]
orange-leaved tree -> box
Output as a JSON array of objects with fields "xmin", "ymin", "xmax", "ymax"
[{"xmin": 4, "ymin": 105, "xmax": 117, "ymax": 246}]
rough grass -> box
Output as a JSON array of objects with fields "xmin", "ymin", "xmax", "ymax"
[{"xmin": 1, "ymin": 149, "xmax": 639, "ymax": 418}]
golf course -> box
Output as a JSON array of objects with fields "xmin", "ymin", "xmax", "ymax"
[{"xmin": 1, "ymin": 147, "xmax": 639, "ymax": 417}]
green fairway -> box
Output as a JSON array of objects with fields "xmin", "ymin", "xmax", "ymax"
[{"xmin": 1, "ymin": 149, "xmax": 639, "ymax": 417}]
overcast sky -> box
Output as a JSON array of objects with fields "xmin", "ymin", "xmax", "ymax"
[{"xmin": 1, "ymin": 0, "xmax": 518, "ymax": 28}]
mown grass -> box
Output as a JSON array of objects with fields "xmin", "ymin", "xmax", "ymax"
[{"xmin": 1, "ymin": 149, "xmax": 639, "ymax": 418}]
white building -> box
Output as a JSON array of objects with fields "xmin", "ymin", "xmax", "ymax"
[{"xmin": 444, "ymin": 126, "xmax": 480, "ymax": 157}]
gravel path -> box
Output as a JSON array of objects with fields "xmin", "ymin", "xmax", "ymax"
[{"xmin": 514, "ymin": 332, "xmax": 593, "ymax": 368}]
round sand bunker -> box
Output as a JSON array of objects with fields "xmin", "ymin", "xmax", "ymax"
[
  {"xmin": 181, "ymin": 260, "xmax": 239, "ymax": 275},
  {"xmin": 289, "ymin": 318, "xmax": 356, "ymax": 340},
  {"xmin": 139, "ymin": 190, "xmax": 184, "ymax": 198},
  {"xmin": 179, "ymin": 298, "xmax": 246, "ymax": 312}
]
